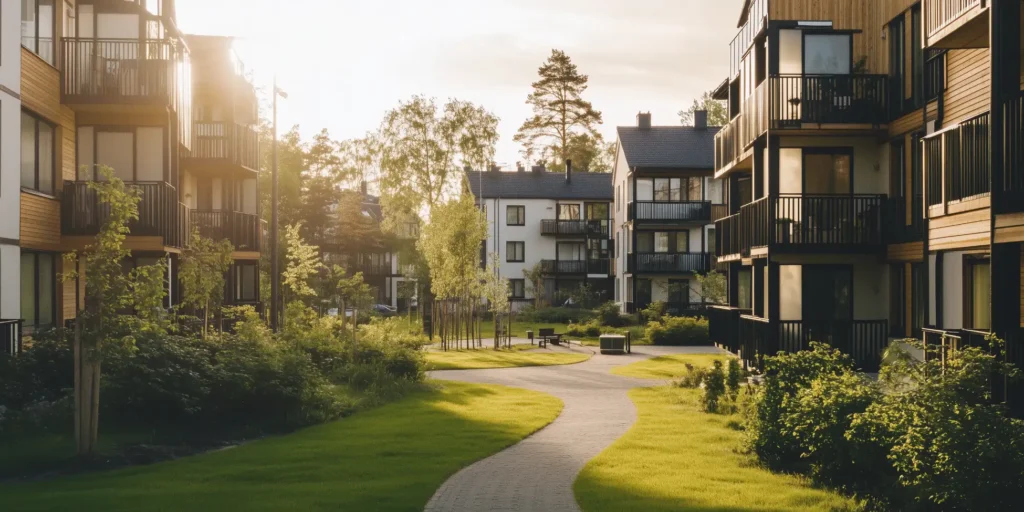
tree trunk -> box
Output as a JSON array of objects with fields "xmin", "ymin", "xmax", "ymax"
[{"xmin": 74, "ymin": 324, "xmax": 101, "ymax": 456}]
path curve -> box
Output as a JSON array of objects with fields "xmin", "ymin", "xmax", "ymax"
[{"xmin": 424, "ymin": 345, "xmax": 725, "ymax": 512}]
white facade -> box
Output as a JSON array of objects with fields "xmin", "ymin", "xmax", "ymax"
[{"xmin": 0, "ymin": 0, "xmax": 22, "ymax": 320}]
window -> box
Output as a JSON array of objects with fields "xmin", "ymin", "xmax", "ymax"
[
  {"xmin": 506, "ymin": 242, "xmax": 525, "ymax": 262},
  {"xmin": 78, "ymin": 126, "xmax": 166, "ymax": 182},
  {"xmin": 508, "ymin": 279, "xmax": 525, "ymax": 299},
  {"xmin": 737, "ymin": 268, "xmax": 752, "ymax": 310},
  {"xmin": 506, "ymin": 205, "xmax": 525, "ymax": 226},
  {"xmin": 20, "ymin": 252, "xmax": 56, "ymax": 330},
  {"xmin": 965, "ymin": 257, "xmax": 991, "ymax": 330},
  {"xmin": 21, "ymin": 111, "xmax": 55, "ymax": 194},
  {"xmin": 558, "ymin": 204, "xmax": 580, "ymax": 220},
  {"xmin": 655, "ymin": 232, "xmax": 669, "ymax": 253},
  {"xmin": 22, "ymin": 0, "xmax": 56, "ymax": 65},
  {"xmin": 804, "ymin": 33, "xmax": 851, "ymax": 75},
  {"xmin": 668, "ymin": 280, "xmax": 690, "ymax": 308},
  {"xmin": 636, "ymin": 178, "xmax": 701, "ymax": 202},
  {"xmin": 890, "ymin": 264, "xmax": 907, "ymax": 337},
  {"xmin": 676, "ymin": 231, "xmax": 690, "ymax": 253},
  {"xmin": 911, "ymin": 262, "xmax": 926, "ymax": 338},
  {"xmin": 235, "ymin": 262, "xmax": 258, "ymax": 302},
  {"xmin": 707, "ymin": 228, "xmax": 716, "ymax": 255},
  {"xmin": 803, "ymin": 149, "xmax": 853, "ymax": 195}
]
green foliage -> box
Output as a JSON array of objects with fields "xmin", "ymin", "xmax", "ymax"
[
  {"xmin": 418, "ymin": 195, "xmax": 488, "ymax": 300},
  {"xmin": 595, "ymin": 301, "xmax": 634, "ymax": 327},
  {"xmin": 480, "ymin": 253, "xmax": 509, "ymax": 316},
  {"xmin": 179, "ymin": 228, "xmax": 235, "ymax": 335},
  {"xmin": 0, "ymin": 331, "xmax": 73, "ymax": 410},
  {"xmin": 644, "ymin": 316, "xmax": 709, "ymax": 346},
  {"xmin": 565, "ymin": 320, "xmax": 603, "ymax": 338},
  {"xmin": 726, "ymin": 358, "xmax": 743, "ymax": 398},
  {"xmin": 679, "ymin": 89, "xmax": 729, "ymax": 126},
  {"xmin": 282, "ymin": 223, "xmax": 323, "ymax": 302},
  {"xmin": 699, "ymin": 361, "xmax": 727, "ymax": 413},
  {"xmin": 695, "ymin": 270, "xmax": 728, "ymax": 305},
  {"xmin": 676, "ymin": 363, "xmax": 709, "ymax": 389},
  {"xmin": 520, "ymin": 307, "xmax": 594, "ymax": 324},
  {"xmin": 639, "ymin": 300, "xmax": 667, "ymax": 323},
  {"xmin": 514, "ymin": 49, "xmax": 604, "ymax": 164},
  {"xmin": 522, "ymin": 263, "xmax": 547, "ymax": 308}
]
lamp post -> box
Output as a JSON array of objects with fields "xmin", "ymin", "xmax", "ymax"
[{"xmin": 270, "ymin": 79, "xmax": 288, "ymax": 331}]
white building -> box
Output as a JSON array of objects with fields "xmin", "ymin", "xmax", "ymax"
[
  {"xmin": 612, "ymin": 112, "xmax": 725, "ymax": 314},
  {"xmin": 468, "ymin": 165, "xmax": 614, "ymax": 311},
  {"xmin": 0, "ymin": 1, "xmax": 22, "ymax": 331}
]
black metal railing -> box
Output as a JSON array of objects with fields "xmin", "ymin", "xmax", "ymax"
[
  {"xmin": 540, "ymin": 219, "xmax": 609, "ymax": 237},
  {"xmin": 709, "ymin": 306, "xmax": 750, "ymax": 354},
  {"xmin": 924, "ymin": 112, "xmax": 990, "ymax": 207},
  {"xmin": 773, "ymin": 194, "xmax": 886, "ymax": 247},
  {"xmin": 741, "ymin": 197, "xmax": 770, "ymax": 250},
  {"xmin": 925, "ymin": 0, "xmax": 983, "ymax": 38},
  {"xmin": 191, "ymin": 210, "xmax": 261, "ymax": 251},
  {"xmin": 539, "ymin": 259, "xmax": 592, "ymax": 274},
  {"xmin": 739, "ymin": 315, "xmax": 773, "ymax": 369},
  {"xmin": 62, "ymin": 181, "xmax": 188, "ymax": 248},
  {"xmin": 630, "ymin": 201, "xmax": 711, "ymax": 222},
  {"xmin": 1, "ymin": 319, "xmax": 24, "ymax": 356},
  {"xmin": 771, "ymin": 75, "xmax": 889, "ymax": 126},
  {"xmin": 630, "ymin": 253, "xmax": 711, "ymax": 273},
  {"xmin": 716, "ymin": 212, "xmax": 741, "ymax": 257},
  {"xmin": 62, "ymin": 38, "xmax": 189, "ymax": 104},
  {"xmin": 1003, "ymin": 92, "xmax": 1024, "ymax": 208},
  {"xmin": 738, "ymin": 317, "xmax": 888, "ymax": 371},
  {"xmin": 190, "ymin": 122, "xmax": 259, "ymax": 171},
  {"xmin": 884, "ymin": 195, "xmax": 926, "ymax": 244}
]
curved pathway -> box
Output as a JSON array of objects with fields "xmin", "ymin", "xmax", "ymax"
[{"xmin": 424, "ymin": 344, "xmax": 724, "ymax": 512}]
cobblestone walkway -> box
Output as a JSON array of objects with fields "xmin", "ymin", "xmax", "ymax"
[{"xmin": 424, "ymin": 345, "xmax": 724, "ymax": 512}]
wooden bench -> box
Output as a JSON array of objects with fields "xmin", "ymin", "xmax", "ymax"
[{"xmin": 538, "ymin": 328, "xmax": 562, "ymax": 346}]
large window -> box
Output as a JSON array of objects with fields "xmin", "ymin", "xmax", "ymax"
[
  {"xmin": 803, "ymin": 149, "xmax": 853, "ymax": 194},
  {"xmin": 636, "ymin": 231, "xmax": 690, "ymax": 253},
  {"xmin": 965, "ymin": 257, "xmax": 991, "ymax": 330},
  {"xmin": 22, "ymin": 0, "xmax": 56, "ymax": 65},
  {"xmin": 737, "ymin": 268, "xmax": 752, "ymax": 310},
  {"xmin": 78, "ymin": 126, "xmax": 166, "ymax": 182},
  {"xmin": 506, "ymin": 205, "xmax": 525, "ymax": 226},
  {"xmin": 804, "ymin": 33, "xmax": 851, "ymax": 75},
  {"xmin": 21, "ymin": 252, "xmax": 56, "ymax": 330},
  {"xmin": 235, "ymin": 262, "xmax": 258, "ymax": 302},
  {"xmin": 21, "ymin": 111, "xmax": 55, "ymax": 194},
  {"xmin": 558, "ymin": 204, "xmax": 580, "ymax": 220},
  {"xmin": 508, "ymin": 279, "xmax": 525, "ymax": 299},
  {"xmin": 506, "ymin": 242, "xmax": 525, "ymax": 263},
  {"xmin": 635, "ymin": 178, "xmax": 702, "ymax": 202}
]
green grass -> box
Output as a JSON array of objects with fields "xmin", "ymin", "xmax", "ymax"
[
  {"xmin": 478, "ymin": 320, "xmax": 567, "ymax": 338},
  {"xmin": 425, "ymin": 347, "xmax": 591, "ymax": 370},
  {"xmin": 0, "ymin": 382, "xmax": 562, "ymax": 512},
  {"xmin": 611, "ymin": 353, "xmax": 732, "ymax": 380},
  {"xmin": 574, "ymin": 383, "xmax": 858, "ymax": 511}
]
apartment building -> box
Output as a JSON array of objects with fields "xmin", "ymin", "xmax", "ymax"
[
  {"xmin": 612, "ymin": 112, "xmax": 724, "ymax": 315},
  {"xmin": 3, "ymin": 0, "xmax": 262, "ymax": 352},
  {"xmin": 1, "ymin": 1, "xmax": 23, "ymax": 350},
  {"xmin": 707, "ymin": 0, "xmax": 1024, "ymax": 409},
  {"xmin": 468, "ymin": 166, "xmax": 614, "ymax": 311}
]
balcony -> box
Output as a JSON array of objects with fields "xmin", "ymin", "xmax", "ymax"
[
  {"xmin": 728, "ymin": 0, "xmax": 767, "ymax": 79},
  {"xmin": 1, "ymin": 319, "xmax": 24, "ymax": 355},
  {"xmin": 715, "ymin": 194, "xmax": 886, "ymax": 257},
  {"xmin": 924, "ymin": 0, "xmax": 988, "ymax": 49},
  {"xmin": 708, "ymin": 306, "xmax": 750, "ymax": 354},
  {"xmin": 884, "ymin": 196, "xmax": 926, "ymax": 244},
  {"xmin": 191, "ymin": 210, "xmax": 261, "ymax": 251},
  {"xmin": 628, "ymin": 253, "xmax": 711, "ymax": 274},
  {"xmin": 540, "ymin": 219, "xmax": 609, "ymax": 237},
  {"xmin": 924, "ymin": 112, "xmax": 989, "ymax": 213},
  {"xmin": 738, "ymin": 316, "xmax": 889, "ymax": 371},
  {"xmin": 352, "ymin": 255, "xmax": 394, "ymax": 277},
  {"xmin": 715, "ymin": 80, "xmax": 767, "ymax": 174},
  {"xmin": 62, "ymin": 38, "xmax": 191, "ymax": 109},
  {"xmin": 61, "ymin": 181, "xmax": 189, "ymax": 248},
  {"xmin": 540, "ymin": 259, "xmax": 610, "ymax": 275},
  {"xmin": 770, "ymin": 75, "xmax": 889, "ymax": 128},
  {"xmin": 187, "ymin": 122, "xmax": 259, "ymax": 173},
  {"xmin": 629, "ymin": 201, "xmax": 711, "ymax": 223}
]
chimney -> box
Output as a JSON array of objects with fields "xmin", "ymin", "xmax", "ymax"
[
  {"xmin": 517, "ymin": 162, "xmax": 525, "ymax": 173},
  {"xmin": 360, "ymin": 180, "xmax": 368, "ymax": 195},
  {"xmin": 489, "ymin": 164, "xmax": 501, "ymax": 172},
  {"xmin": 694, "ymin": 110, "xmax": 708, "ymax": 129},
  {"xmin": 565, "ymin": 159, "xmax": 572, "ymax": 183},
  {"xmin": 531, "ymin": 164, "xmax": 546, "ymax": 173},
  {"xmin": 637, "ymin": 112, "xmax": 652, "ymax": 129}
]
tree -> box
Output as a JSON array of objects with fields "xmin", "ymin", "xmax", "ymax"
[
  {"xmin": 679, "ymin": 90, "xmax": 729, "ymax": 127},
  {"xmin": 514, "ymin": 49, "xmax": 604, "ymax": 164},
  {"xmin": 326, "ymin": 265, "xmax": 374, "ymax": 332},
  {"xmin": 563, "ymin": 133, "xmax": 613, "ymax": 173},
  {"xmin": 480, "ymin": 253, "xmax": 510, "ymax": 349},
  {"xmin": 376, "ymin": 95, "xmax": 499, "ymax": 230},
  {"xmin": 61, "ymin": 166, "xmax": 168, "ymax": 455},
  {"xmin": 179, "ymin": 227, "xmax": 234, "ymax": 336},
  {"xmin": 282, "ymin": 222, "xmax": 323, "ymax": 304},
  {"xmin": 695, "ymin": 270, "xmax": 728, "ymax": 305},
  {"xmin": 522, "ymin": 263, "xmax": 547, "ymax": 308},
  {"xmin": 328, "ymin": 189, "xmax": 384, "ymax": 255}
]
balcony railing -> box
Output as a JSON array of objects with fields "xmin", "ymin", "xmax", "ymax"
[
  {"xmin": 191, "ymin": 210, "xmax": 261, "ymax": 251},
  {"xmin": 729, "ymin": 0, "xmax": 767, "ymax": 78},
  {"xmin": 738, "ymin": 316, "xmax": 889, "ymax": 371},
  {"xmin": 708, "ymin": 306, "xmax": 750, "ymax": 354},
  {"xmin": 629, "ymin": 201, "xmax": 711, "ymax": 222},
  {"xmin": 716, "ymin": 212, "xmax": 741, "ymax": 258},
  {"xmin": 540, "ymin": 219, "xmax": 609, "ymax": 237},
  {"xmin": 62, "ymin": 38, "xmax": 190, "ymax": 106},
  {"xmin": 62, "ymin": 181, "xmax": 189, "ymax": 248},
  {"xmin": 716, "ymin": 80, "xmax": 768, "ymax": 171},
  {"xmin": 1, "ymin": 319, "xmax": 24, "ymax": 356},
  {"xmin": 771, "ymin": 75, "xmax": 889, "ymax": 127},
  {"xmin": 925, "ymin": 0, "xmax": 983, "ymax": 39},
  {"xmin": 629, "ymin": 253, "xmax": 711, "ymax": 274},
  {"xmin": 190, "ymin": 122, "xmax": 259, "ymax": 171},
  {"xmin": 924, "ymin": 112, "xmax": 990, "ymax": 207},
  {"xmin": 540, "ymin": 259, "xmax": 609, "ymax": 275},
  {"xmin": 1002, "ymin": 92, "xmax": 1024, "ymax": 209}
]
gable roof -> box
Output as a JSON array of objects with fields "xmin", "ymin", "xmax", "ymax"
[
  {"xmin": 616, "ymin": 126, "xmax": 721, "ymax": 170},
  {"xmin": 466, "ymin": 171, "xmax": 612, "ymax": 200}
]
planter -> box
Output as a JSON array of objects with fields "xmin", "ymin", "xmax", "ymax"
[{"xmin": 600, "ymin": 334, "xmax": 627, "ymax": 355}]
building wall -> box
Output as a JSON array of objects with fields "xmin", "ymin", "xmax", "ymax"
[
  {"xmin": 0, "ymin": 0, "xmax": 22, "ymax": 319},
  {"xmin": 778, "ymin": 136, "xmax": 888, "ymax": 195}
]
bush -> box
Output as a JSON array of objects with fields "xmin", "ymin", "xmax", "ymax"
[
  {"xmin": 639, "ymin": 301, "xmax": 667, "ymax": 323},
  {"xmin": 0, "ymin": 329, "xmax": 73, "ymax": 410},
  {"xmin": 676, "ymin": 363, "xmax": 709, "ymax": 388},
  {"xmin": 596, "ymin": 302, "xmax": 631, "ymax": 327},
  {"xmin": 699, "ymin": 360, "xmax": 726, "ymax": 413},
  {"xmin": 522, "ymin": 307, "xmax": 594, "ymax": 324},
  {"xmin": 565, "ymin": 320, "xmax": 602, "ymax": 338},
  {"xmin": 644, "ymin": 316, "xmax": 709, "ymax": 346},
  {"xmin": 726, "ymin": 358, "xmax": 743, "ymax": 398}
]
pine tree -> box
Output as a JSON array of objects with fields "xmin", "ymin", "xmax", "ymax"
[{"xmin": 514, "ymin": 49, "xmax": 604, "ymax": 165}]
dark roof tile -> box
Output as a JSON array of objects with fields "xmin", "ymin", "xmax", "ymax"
[
  {"xmin": 616, "ymin": 126, "xmax": 720, "ymax": 170},
  {"xmin": 466, "ymin": 171, "xmax": 612, "ymax": 200}
]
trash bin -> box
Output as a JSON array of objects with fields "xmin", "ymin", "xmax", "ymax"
[
  {"xmin": 527, "ymin": 330, "xmax": 534, "ymax": 345},
  {"xmin": 599, "ymin": 334, "xmax": 627, "ymax": 355}
]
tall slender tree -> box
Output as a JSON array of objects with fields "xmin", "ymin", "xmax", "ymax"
[{"xmin": 514, "ymin": 49, "xmax": 604, "ymax": 165}]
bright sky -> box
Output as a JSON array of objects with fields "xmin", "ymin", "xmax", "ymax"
[{"xmin": 177, "ymin": 0, "xmax": 744, "ymax": 166}]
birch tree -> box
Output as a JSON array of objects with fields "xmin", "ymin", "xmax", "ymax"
[{"xmin": 179, "ymin": 228, "xmax": 234, "ymax": 336}]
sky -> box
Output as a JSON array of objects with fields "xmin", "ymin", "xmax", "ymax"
[{"xmin": 177, "ymin": 0, "xmax": 745, "ymax": 167}]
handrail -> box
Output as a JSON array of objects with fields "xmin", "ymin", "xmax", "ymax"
[{"xmin": 925, "ymin": 0, "xmax": 983, "ymax": 38}]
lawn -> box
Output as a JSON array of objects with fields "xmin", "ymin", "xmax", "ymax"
[
  {"xmin": 477, "ymin": 320, "xmax": 648, "ymax": 346},
  {"xmin": 0, "ymin": 382, "xmax": 563, "ymax": 512},
  {"xmin": 575, "ymin": 356, "xmax": 857, "ymax": 512},
  {"xmin": 425, "ymin": 347, "xmax": 591, "ymax": 370},
  {"xmin": 611, "ymin": 352, "xmax": 731, "ymax": 380}
]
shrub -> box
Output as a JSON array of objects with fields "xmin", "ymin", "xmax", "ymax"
[
  {"xmin": 644, "ymin": 316, "xmax": 709, "ymax": 346},
  {"xmin": 522, "ymin": 307, "xmax": 594, "ymax": 324},
  {"xmin": 726, "ymin": 358, "xmax": 743, "ymax": 399},
  {"xmin": 699, "ymin": 360, "xmax": 726, "ymax": 413},
  {"xmin": 639, "ymin": 301, "xmax": 667, "ymax": 323},
  {"xmin": 676, "ymin": 363, "xmax": 708, "ymax": 388},
  {"xmin": 596, "ymin": 302, "xmax": 629, "ymax": 327},
  {"xmin": 565, "ymin": 320, "xmax": 602, "ymax": 338},
  {"xmin": 0, "ymin": 329, "xmax": 73, "ymax": 410}
]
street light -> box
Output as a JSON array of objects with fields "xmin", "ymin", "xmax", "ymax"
[{"xmin": 270, "ymin": 78, "xmax": 288, "ymax": 332}]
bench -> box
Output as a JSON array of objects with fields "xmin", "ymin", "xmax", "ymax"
[{"xmin": 538, "ymin": 328, "xmax": 562, "ymax": 346}]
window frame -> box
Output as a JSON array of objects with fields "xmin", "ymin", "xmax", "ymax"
[
  {"xmin": 21, "ymin": 110, "xmax": 56, "ymax": 195},
  {"xmin": 22, "ymin": 0, "xmax": 58, "ymax": 65},
  {"xmin": 506, "ymin": 241, "xmax": 525, "ymax": 263},
  {"xmin": 508, "ymin": 279, "xmax": 526, "ymax": 299},
  {"xmin": 20, "ymin": 251, "xmax": 57, "ymax": 330},
  {"xmin": 506, "ymin": 205, "xmax": 525, "ymax": 226},
  {"xmin": 235, "ymin": 261, "xmax": 259, "ymax": 302},
  {"xmin": 963, "ymin": 255, "xmax": 991, "ymax": 331}
]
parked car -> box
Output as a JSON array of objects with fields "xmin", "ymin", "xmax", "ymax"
[{"xmin": 373, "ymin": 304, "xmax": 398, "ymax": 316}]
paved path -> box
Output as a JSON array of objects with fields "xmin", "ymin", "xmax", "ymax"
[{"xmin": 424, "ymin": 345, "xmax": 725, "ymax": 512}]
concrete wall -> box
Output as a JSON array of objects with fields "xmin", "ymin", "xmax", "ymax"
[{"xmin": 0, "ymin": 0, "xmax": 22, "ymax": 319}]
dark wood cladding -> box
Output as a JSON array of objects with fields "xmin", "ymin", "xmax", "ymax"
[{"xmin": 924, "ymin": 112, "xmax": 990, "ymax": 207}]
